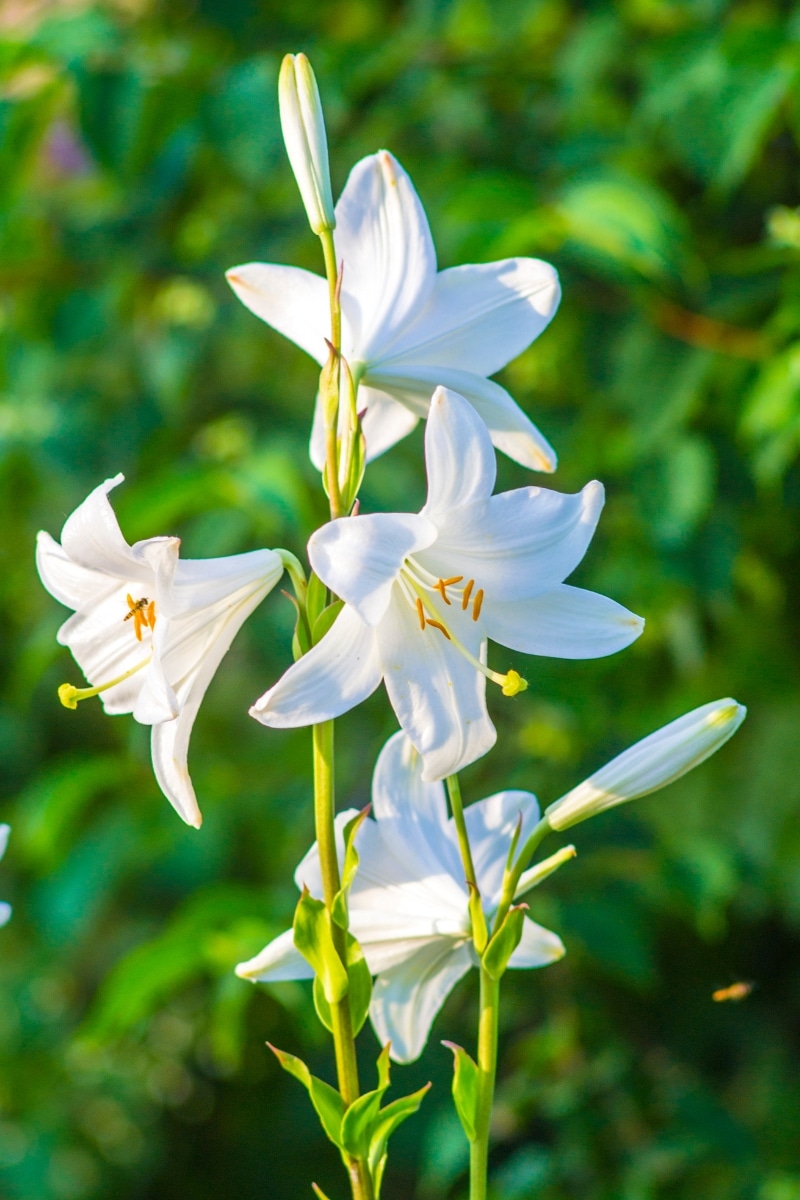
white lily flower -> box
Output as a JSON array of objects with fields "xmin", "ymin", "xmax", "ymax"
[
  {"xmin": 227, "ymin": 149, "xmax": 560, "ymax": 472},
  {"xmin": 36, "ymin": 475, "xmax": 283, "ymax": 828},
  {"xmin": 545, "ymin": 698, "xmax": 747, "ymax": 831},
  {"xmin": 0, "ymin": 825, "xmax": 11, "ymax": 928},
  {"xmin": 251, "ymin": 387, "xmax": 644, "ymax": 781},
  {"xmin": 237, "ymin": 731, "xmax": 565, "ymax": 1063},
  {"xmin": 278, "ymin": 53, "xmax": 336, "ymax": 235}
]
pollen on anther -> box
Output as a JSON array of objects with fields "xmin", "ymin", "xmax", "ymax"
[
  {"xmin": 472, "ymin": 588, "xmax": 484, "ymax": 621},
  {"xmin": 434, "ymin": 579, "xmax": 451, "ymax": 605},
  {"xmin": 426, "ymin": 618, "xmax": 451, "ymax": 641},
  {"xmin": 416, "ymin": 597, "xmax": 426, "ymax": 631},
  {"xmin": 462, "ymin": 579, "xmax": 474, "ymax": 610}
]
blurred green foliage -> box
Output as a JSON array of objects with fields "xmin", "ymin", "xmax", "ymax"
[{"xmin": 1, "ymin": 0, "xmax": 800, "ymax": 1196}]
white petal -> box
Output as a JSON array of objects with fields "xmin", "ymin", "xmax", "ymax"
[
  {"xmin": 308, "ymin": 385, "xmax": 420, "ymax": 471},
  {"xmin": 546, "ymin": 699, "xmax": 747, "ymax": 831},
  {"xmin": 235, "ymin": 927, "xmax": 314, "ymax": 982},
  {"xmin": 482, "ymin": 584, "xmax": 644, "ymax": 659},
  {"xmin": 369, "ymin": 939, "xmax": 473, "ymax": 1064},
  {"xmin": 421, "ymin": 387, "xmax": 496, "ymax": 517},
  {"xmin": 379, "ymin": 258, "xmax": 561, "ymax": 376},
  {"xmin": 507, "ymin": 916, "xmax": 565, "ymax": 969},
  {"xmin": 0, "ymin": 825, "xmax": 9, "ymax": 861},
  {"xmin": 292, "ymin": 808, "xmax": 361, "ymax": 896},
  {"xmin": 309, "ymin": 512, "xmax": 436, "ymax": 626},
  {"xmin": 59, "ymin": 475, "xmax": 152, "ymax": 582},
  {"xmin": 251, "ymin": 604, "xmax": 382, "ymax": 727},
  {"xmin": 334, "ymin": 151, "xmax": 436, "ymax": 361},
  {"xmin": 463, "ymin": 790, "xmax": 540, "ymax": 908},
  {"xmin": 377, "ymin": 589, "xmax": 496, "ymax": 781},
  {"xmin": 0, "ymin": 902, "xmax": 11, "ymax": 928},
  {"xmin": 366, "ymin": 365, "xmax": 557, "ymax": 473},
  {"xmin": 150, "ymin": 714, "xmax": 202, "ymax": 828},
  {"xmin": 421, "ymin": 481, "xmax": 605, "ymax": 603},
  {"xmin": 225, "ymin": 262, "xmax": 332, "ymax": 364},
  {"xmin": 57, "ymin": 587, "xmax": 153, "ymax": 715},
  {"xmin": 36, "ymin": 531, "xmax": 117, "ymax": 611},
  {"xmin": 132, "ymin": 655, "xmax": 179, "ymax": 725}
]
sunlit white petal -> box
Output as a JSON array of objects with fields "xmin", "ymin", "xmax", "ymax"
[
  {"xmin": 482, "ymin": 585, "xmax": 644, "ymax": 659},
  {"xmin": 507, "ymin": 917, "xmax": 565, "ymax": 969},
  {"xmin": 369, "ymin": 939, "xmax": 473, "ymax": 1064},
  {"xmin": 236, "ymin": 927, "xmax": 314, "ymax": 982},
  {"xmin": 226, "ymin": 263, "xmax": 332, "ymax": 364}
]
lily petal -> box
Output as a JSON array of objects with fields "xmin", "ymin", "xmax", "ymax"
[
  {"xmin": 369, "ymin": 938, "xmax": 473, "ymax": 1064},
  {"xmin": 367, "ymin": 365, "xmax": 557, "ymax": 473},
  {"xmin": 463, "ymin": 790, "xmax": 540, "ymax": 908},
  {"xmin": 482, "ymin": 584, "xmax": 645, "ymax": 659},
  {"xmin": 378, "ymin": 590, "xmax": 496, "ymax": 781},
  {"xmin": 0, "ymin": 902, "xmax": 10, "ymax": 928},
  {"xmin": 59, "ymin": 475, "xmax": 151, "ymax": 582},
  {"xmin": 251, "ymin": 605, "xmax": 382, "ymax": 728},
  {"xmin": 225, "ymin": 263, "xmax": 332, "ymax": 364},
  {"xmin": 56, "ymin": 587, "xmax": 154, "ymax": 715},
  {"xmin": 334, "ymin": 151, "xmax": 437, "ymax": 362},
  {"xmin": 507, "ymin": 916, "xmax": 565, "ymax": 969},
  {"xmin": 36, "ymin": 531, "xmax": 118, "ymax": 611},
  {"xmin": 235, "ymin": 927, "xmax": 314, "ymax": 983},
  {"xmin": 292, "ymin": 809, "xmax": 361, "ymax": 896},
  {"xmin": 380, "ymin": 258, "xmax": 560, "ymax": 377},
  {"xmin": 310, "ymin": 512, "xmax": 436, "ymax": 627},
  {"xmin": 421, "ymin": 387, "xmax": 496, "ymax": 518},
  {"xmin": 0, "ymin": 825, "xmax": 9, "ymax": 861},
  {"xmin": 309, "ymin": 385, "xmax": 420, "ymax": 471}
]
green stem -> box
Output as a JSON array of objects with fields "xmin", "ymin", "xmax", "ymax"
[
  {"xmin": 446, "ymin": 774, "xmax": 477, "ymax": 886},
  {"xmin": 492, "ymin": 818, "xmax": 551, "ymax": 934},
  {"xmin": 312, "ymin": 722, "xmax": 374, "ymax": 1200},
  {"xmin": 319, "ymin": 228, "xmax": 344, "ymax": 518},
  {"xmin": 319, "ymin": 229, "xmax": 341, "ymax": 349},
  {"xmin": 470, "ymin": 967, "xmax": 500, "ymax": 1200}
]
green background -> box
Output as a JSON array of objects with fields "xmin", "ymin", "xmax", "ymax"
[{"xmin": 1, "ymin": 0, "xmax": 799, "ymax": 1196}]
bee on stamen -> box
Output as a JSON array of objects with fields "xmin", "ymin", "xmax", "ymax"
[{"xmin": 124, "ymin": 595, "xmax": 156, "ymax": 642}]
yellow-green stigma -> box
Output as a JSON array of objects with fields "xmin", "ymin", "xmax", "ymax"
[
  {"xmin": 57, "ymin": 657, "xmax": 150, "ymax": 710},
  {"xmin": 501, "ymin": 669, "xmax": 527, "ymax": 697}
]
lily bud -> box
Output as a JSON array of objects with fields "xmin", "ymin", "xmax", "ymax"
[
  {"xmin": 545, "ymin": 698, "xmax": 746, "ymax": 832},
  {"xmin": 279, "ymin": 53, "xmax": 335, "ymax": 235}
]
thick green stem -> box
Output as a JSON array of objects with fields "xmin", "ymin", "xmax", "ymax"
[
  {"xmin": 312, "ymin": 722, "xmax": 374, "ymax": 1200},
  {"xmin": 470, "ymin": 968, "xmax": 500, "ymax": 1200},
  {"xmin": 446, "ymin": 774, "xmax": 477, "ymax": 886}
]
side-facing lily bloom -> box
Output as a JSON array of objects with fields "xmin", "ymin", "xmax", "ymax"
[
  {"xmin": 237, "ymin": 731, "xmax": 565, "ymax": 1063},
  {"xmin": 252, "ymin": 388, "xmax": 644, "ymax": 781},
  {"xmin": 0, "ymin": 825, "xmax": 10, "ymax": 928},
  {"xmin": 227, "ymin": 149, "xmax": 560, "ymax": 472},
  {"xmin": 36, "ymin": 476, "xmax": 284, "ymax": 828}
]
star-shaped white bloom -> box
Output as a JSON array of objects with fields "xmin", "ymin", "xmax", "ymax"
[
  {"xmin": 251, "ymin": 387, "xmax": 644, "ymax": 781},
  {"xmin": 237, "ymin": 731, "xmax": 565, "ymax": 1063},
  {"xmin": 0, "ymin": 825, "xmax": 11, "ymax": 929},
  {"xmin": 227, "ymin": 150, "xmax": 561, "ymax": 472},
  {"xmin": 36, "ymin": 476, "xmax": 283, "ymax": 828}
]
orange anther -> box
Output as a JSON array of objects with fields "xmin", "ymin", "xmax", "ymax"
[
  {"xmin": 461, "ymin": 579, "xmax": 474, "ymax": 610},
  {"xmin": 146, "ymin": 600, "xmax": 156, "ymax": 631},
  {"xmin": 416, "ymin": 597, "xmax": 426, "ymax": 631},
  {"xmin": 472, "ymin": 589, "xmax": 484, "ymax": 621},
  {"xmin": 425, "ymin": 619, "xmax": 451, "ymax": 641},
  {"xmin": 442, "ymin": 576, "xmax": 463, "ymax": 587},
  {"xmin": 434, "ymin": 579, "xmax": 452, "ymax": 605}
]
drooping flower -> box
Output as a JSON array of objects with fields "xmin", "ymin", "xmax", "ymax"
[
  {"xmin": 544, "ymin": 698, "xmax": 746, "ymax": 832},
  {"xmin": 251, "ymin": 388, "xmax": 644, "ymax": 781},
  {"xmin": 0, "ymin": 825, "xmax": 11, "ymax": 929},
  {"xmin": 227, "ymin": 150, "xmax": 560, "ymax": 472},
  {"xmin": 36, "ymin": 476, "xmax": 284, "ymax": 828},
  {"xmin": 237, "ymin": 731, "xmax": 564, "ymax": 1063}
]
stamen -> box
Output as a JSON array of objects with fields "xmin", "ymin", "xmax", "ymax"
[
  {"xmin": 472, "ymin": 588, "xmax": 484, "ymax": 621},
  {"xmin": 416, "ymin": 597, "xmax": 426, "ymax": 630},
  {"xmin": 425, "ymin": 618, "xmax": 451, "ymax": 640},
  {"xmin": 58, "ymin": 656, "xmax": 151, "ymax": 710},
  {"xmin": 434, "ymin": 579, "xmax": 451, "ymax": 605},
  {"xmin": 461, "ymin": 579, "xmax": 474, "ymax": 610},
  {"xmin": 146, "ymin": 600, "xmax": 156, "ymax": 631}
]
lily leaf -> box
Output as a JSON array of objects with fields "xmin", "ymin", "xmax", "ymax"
[
  {"xmin": 443, "ymin": 1041, "xmax": 479, "ymax": 1142},
  {"xmin": 313, "ymin": 931, "xmax": 372, "ymax": 1035},
  {"xmin": 268, "ymin": 1043, "xmax": 344, "ymax": 1149},
  {"xmin": 368, "ymin": 1082, "xmax": 432, "ymax": 1197},
  {"xmin": 483, "ymin": 904, "xmax": 528, "ymax": 981},
  {"xmin": 293, "ymin": 888, "xmax": 348, "ymax": 1004}
]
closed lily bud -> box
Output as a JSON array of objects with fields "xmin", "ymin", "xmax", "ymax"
[
  {"xmin": 545, "ymin": 698, "xmax": 746, "ymax": 832},
  {"xmin": 279, "ymin": 53, "xmax": 335, "ymax": 235}
]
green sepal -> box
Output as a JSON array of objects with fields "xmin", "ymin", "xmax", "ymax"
[
  {"xmin": 306, "ymin": 571, "xmax": 328, "ymax": 630},
  {"xmin": 332, "ymin": 806, "xmax": 370, "ymax": 930},
  {"xmin": 443, "ymin": 1040, "xmax": 479, "ymax": 1142},
  {"xmin": 312, "ymin": 599, "xmax": 344, "ymax": 646},
  {"xmin": 467, "ymin": 882, "xmax": 489, "ymax": 955},
  {"xmin": 482, "ymin": 903, "xmax": 528, "ymax": 981},
  {"xmin": 268, "ymin": 1043, "xmax": 344, "ymax": 1148},
  {"xmin": 368, "ymin": 1082, "xmax": 432, "ymax": 1197},
  {"xmin": 341, "ymin": 426, "xmax": 366, "ymax": 513},
  {"xmin": 293, "ymin": 888, "xmax": 348, "ymax": 1004},
  {"xmin": 285, "ymin": 590, "xmax": 312, "ymax": 662},
  {"xmin": 313, "ymin": 930, "xmax": 373, "ymax": 1035}
]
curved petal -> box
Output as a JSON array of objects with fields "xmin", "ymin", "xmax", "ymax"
[
  {"xmin": 251, "ymin": 605, "xmax": 382, "ymax": 728},
  {"xmin": 309, "ymin": 385, "xmax": 421, "ymax": 471},
  {"xmin": 463, "ymin": 790, "xmax": 540, "ymax": 909},
  {"xmin": 421, "ymin": 481, "xmax": 605, "ymax": 604},
  {"xmin": 482, "ymin": 584, "xmax": 644, "ymax": 659},
  {"xmin": 309, "ymin": 512, "xmax": 436, "ymax": 626},
  {"xmin": 507, "ymin": 916, "xmax": 565, "ymax": 969},
  {"xmin": 59, "ymin": 475, "xmax": 152, "ymax": 582},
  {"xmin": 226, "ymin": 262, "xmax": 332, "ymax": 364},
  {"xmin": 132, "ymin": 655, "xmax": 179, "ymax": 725},
  {"xmin": 56, "ymin": 585, "xmax": 154, "ymax": 715},
  {"xmin": 377, "ymin": 589, "xmax": 496, "ymax": 781},
  {"xmin": 367, "ymin": 365, "xmax": 556, "ymax": 473},
  {"xmin": 421, "ymin": 387, "xmax": 496, "ymax": 518},
  {"xmin": 334, "ymin": 151, "xmax": 436, "ymax": 361},
  {"xmin": 36, "ymin": 531, "xmax": 117, "ymax": 611},
  {"xmin": 370, "ymin": 940, "xmax": 473, "ymax": 1064},
  {"xmin": 235, "ymin": 927, "xmax": 314, "ymax": 983},
  {"xmin": 150, "ymin": 712, "xmax": 202, "ymax": 828},
  {"xmin": 380, "ymin": 257, "xmax": 561, "ymax": 376}
]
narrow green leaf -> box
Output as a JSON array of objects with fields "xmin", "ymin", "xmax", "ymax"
[
  {"xmin": 313, "ymin": 931, "xmax": 372, "ymax": 1035},
  {"xmin": 443, "ymin": 1041, "xmax": 479, "ymax": 1142},
  {"xmin": 339, "ymin": 1042, "xmax": 393, "ymax": 1159},
  {"xmin": 306, "ymin": 571, "xmax": 328, "ymax": 629},
  {"xmin": 368, "ymin": 1083, "xmax": 432, "ymax": 1192},
  {"xmin": 332, "ymin": 805, "xmax": 370, "ymax": 930},
  {"xmin": 293, "ymin": 888, "xmax": 348, "ymax": 1004},
  {"xmin": 467, "ymin": 882, "xmax": 489, "ymax": 954},
  {"xmin": 268, "ymin": 1043, "xmax": 344, "ymax": 1148},
  {"xmin": 376, "ymin": 1041, "xmax": 391, "ymax": 1092},
  {"xmin": 483, "ymin": 904, "xmax": 528, "ymax": 981},
  {"xmin": 313, "ymin": 599, "xmax": 344, "ymax": 646}
]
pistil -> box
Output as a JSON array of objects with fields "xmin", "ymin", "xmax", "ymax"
[{"xmin": 58, "ymin": 656, "xmax": 151, "ymax": 709}]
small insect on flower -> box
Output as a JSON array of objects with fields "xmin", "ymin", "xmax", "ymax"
[
  {"xmin": 712, "ymin": 981, "xmax": 754, "ymax": 1003},
  {"xmin": 124, "ymin": 594, "xmax": 156, "ymax": 642}
]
